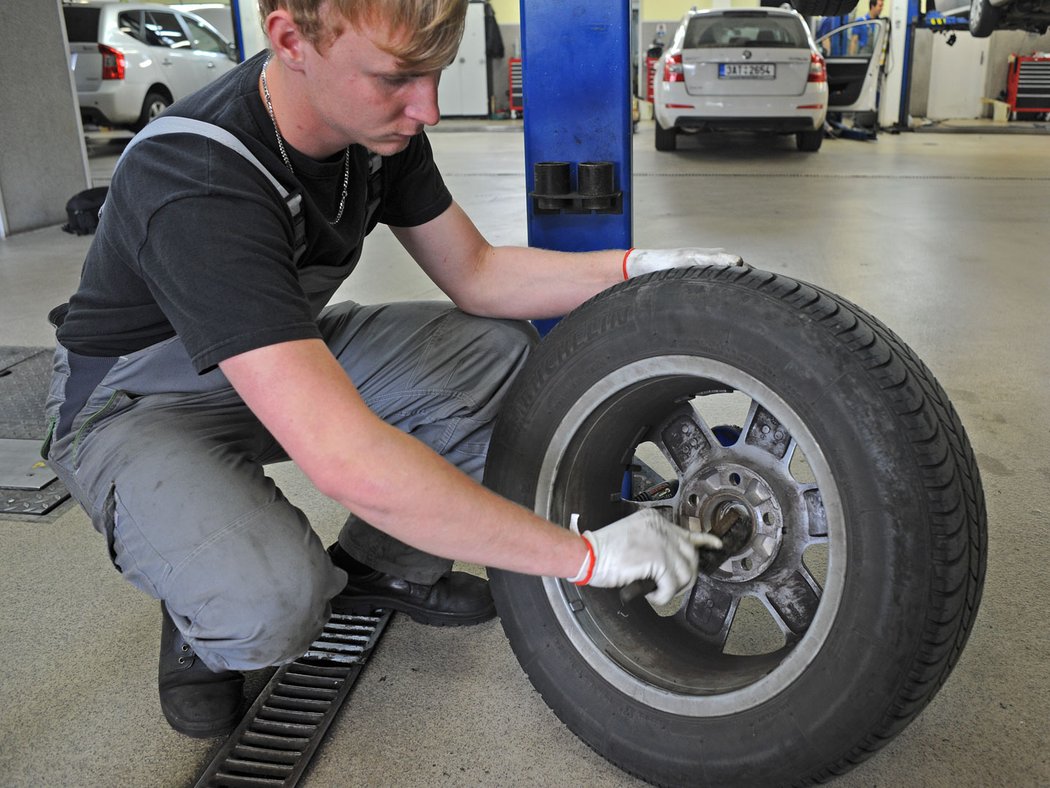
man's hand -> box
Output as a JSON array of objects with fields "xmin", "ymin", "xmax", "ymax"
[
  {"xmin": 623, "ymin": 247, "xmax": 744, "ymax": 279},
  {"xmin": 568, "ymin": 510, "xmax": 722, "ymax": 605}
]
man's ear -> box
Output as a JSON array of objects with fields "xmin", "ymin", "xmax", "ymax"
[{"xmin": 265, "ymin": 9, "xmax": 308, "ymax": 71}]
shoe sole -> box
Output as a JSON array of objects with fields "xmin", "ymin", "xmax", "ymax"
[
  {"xmin": 331, "ymin": 593, "xmax": 496, "ymax": 627},
  {"xmin": 161, "ymin": 704, "xmax": 243, "ymax": 739}
]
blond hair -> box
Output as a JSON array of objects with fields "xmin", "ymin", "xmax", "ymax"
[{"xmin": 258, "ymin": 0, "xmax": 468, "ymax": 69}]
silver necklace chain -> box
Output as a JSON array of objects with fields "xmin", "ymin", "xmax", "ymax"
[{"xmin": 261, "ymin": 54, "xmax": 350, "ymax": 225}]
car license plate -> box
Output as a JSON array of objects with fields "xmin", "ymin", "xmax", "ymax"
[{"xmin": 719, "ymin": 63, "xmax": 776, "ymax": 79}]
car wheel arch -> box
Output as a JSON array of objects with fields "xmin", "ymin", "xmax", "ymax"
[
  {"xmin": 131, "ymin": 88, "xmax": 174, "ymax": 131},
  {"xmin": 145, "ymin": 84, "xmax": 174, "ymax": 104}
]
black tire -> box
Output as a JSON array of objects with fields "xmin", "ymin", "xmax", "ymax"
[
  {"xmin": 655, "ymin": 119, "xmax": 677, "ymax": 151},
  {"xmin": 131, "ymin": 90, "xmax": 171, "ymax": 132},
  {"xmin": 790, "ymin": 0, "xmax": 860, "ymax": 14},
  {"xmin": 484, "ymin": 266, "xmax": 986, "ymax": 788},
  {"xmin": 968, "ymin": 0, "xmax": 1001, "ymax": 36},
  {"xmin": 796, "ymin": 128, "xmax": 824, "ymax": 151}
]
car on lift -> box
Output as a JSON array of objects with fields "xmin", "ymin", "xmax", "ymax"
[
  {"xmin": 968, "ymin": 0, "xmax": 1050, "ymax": 36},
  {"xmin": 62, "ymin": 1, "xmax": 239, "ymax": 131},
  {"xmin": 792, "ymin": 0, "xmax": 1050, "ymax": 38},
  {"xmin": 652, "ymin": 8, "xmax": 829, "ymax": 152},
  {"xmin": 789, "ymin": 0, "xmax": 863, "ymax": 15}
]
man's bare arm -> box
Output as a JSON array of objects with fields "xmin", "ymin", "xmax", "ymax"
[
  {"xmin": 391, "ymin": 201, "xmax": 623, "ymax": 319},
  {"xmin": 219, "ymin": 338, "xmax": 586, "ymax": 577},
  {"xmin": 393, "ymin": 202, "xmax": 742, "ymax": 320}
]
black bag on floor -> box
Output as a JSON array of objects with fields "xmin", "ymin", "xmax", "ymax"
[{"xmin": 61, "ymin": 186, "xmax": 109, "ymax": 235}]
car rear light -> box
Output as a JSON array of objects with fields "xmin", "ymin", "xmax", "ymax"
[
  {"xmin": 99, "ymin": 44, "xmax": 125, "ymax": 80},
  {"xmin": 663, "ymin": 53, "xmax": 684, "ymax": 83},
  {"xmin": 807, "ymin": 52, "xmax": 826, "ymax": 83}
]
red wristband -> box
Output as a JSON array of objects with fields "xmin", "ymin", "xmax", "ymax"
[
  {"xmin": 573, "ymin": 535, "xmax": 596, "ymax": 586},
  {"xmin": 622, "ymin": 248, "xmax": 634, "ymax": 281}
]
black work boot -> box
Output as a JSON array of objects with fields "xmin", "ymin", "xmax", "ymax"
[
  {"xmin": 158, "ymin": 602, "xmax": 245, "ymax": 738},
  {"xmin": 328, "ymin": 543, "xmax": 496, "ymax": 626}
]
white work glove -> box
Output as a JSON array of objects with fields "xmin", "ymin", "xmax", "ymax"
[
  {"xmin": 622, "ymin": 247, "xmax": 743, "ymax": 279},
  {"xmin": 567, "ymin": 510, "xmax": 722, "ymax": 605}
]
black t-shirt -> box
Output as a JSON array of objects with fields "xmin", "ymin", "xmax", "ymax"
[{"xmin": 57, "ymin": 50, "xmax": 452, "ymax": 373}]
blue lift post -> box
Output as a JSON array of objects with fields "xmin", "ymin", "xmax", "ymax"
[
  {"xmin": 519, "ymin": 0, "xmax": 634, "ymax": 336},
  {"xmin": 230, "ymin": 0, "xmax": 249, "ymax": 61}
]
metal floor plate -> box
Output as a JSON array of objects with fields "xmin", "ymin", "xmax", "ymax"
[
  {"xmin": 195, "ymin": 609, "xmax": 393, "ymax": 787},
  {"xmin": 0, "ymin": 439, "xmax": 57, "ymax": 490},
  {"xmin": 0, "ymin": 438, "xmax": 68, "ymax": 517},
  {"xmin": 0, "ymin": 480, "xmax": 69, "ymax": 516},
  {"xmin": 0, "ymin": 348, "xmax": 54, "ymax": 442}
]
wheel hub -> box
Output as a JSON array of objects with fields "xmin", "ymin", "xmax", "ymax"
[{"xmin": 678, "ymin": 463, "xmax": 784, "ymax": 583}]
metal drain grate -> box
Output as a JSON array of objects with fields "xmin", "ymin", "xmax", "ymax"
[{"xmin": 195, "ymin": 609, "xmax": 393, "ymax": 788}]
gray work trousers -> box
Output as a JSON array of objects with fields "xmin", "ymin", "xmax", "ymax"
[{"xmin": 44, "ymin": 301, "xmax": 536, "ymax": 671}]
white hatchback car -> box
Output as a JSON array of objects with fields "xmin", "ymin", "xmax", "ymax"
[
  {"xmin": 653, "ymin": 8, "xmax": 828, "ymax": 152},
  {"xmin": 63, "ymin": 1, "xmax": 238, "ymax": 131}
]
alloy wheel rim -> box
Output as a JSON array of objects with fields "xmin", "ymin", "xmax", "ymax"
[{"xmin": 536, "ymin": 356, "xmax": 846, "ymax": 716}]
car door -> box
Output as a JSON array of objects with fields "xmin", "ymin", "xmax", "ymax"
[
  {"xmin": 816, "ymin": 18, "xmax": 890, "ymax": 112},
  {"xmin": 176, "ymin": 11, "xmax": 239, "ymax": 89},
  {"xmin": 142, "ymin": 9, "xmax": 199, "ymax": 101}
]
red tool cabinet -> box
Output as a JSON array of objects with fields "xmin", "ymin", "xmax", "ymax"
[
  {"xmin": 508, "ymin": 58, "xmax": 523, "ymax": 117},
  {"xmin": 1006, "ymin": 55, "xmax": 1050, "ymax": 116}
]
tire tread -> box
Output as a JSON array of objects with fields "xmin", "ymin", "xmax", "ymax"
[
  {"xmin": 490, "ymin": 265, "xmax": 985, "ymax": 786},
  {"xmin": 779, "ymin": 271, "xmax": 986, "ymax": 779}
]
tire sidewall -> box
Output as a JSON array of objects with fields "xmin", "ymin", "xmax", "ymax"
[
  {"xmin": 487, "ymin": 269, "xmax": 933, "ymax": 786},
  {"xmin": 968, "ymin": 0, "xmax": 999, "ymax": 36}
]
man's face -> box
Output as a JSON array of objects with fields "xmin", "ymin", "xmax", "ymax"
[
  {"xmin": 872, "ymin": 0, "xmax": 885, "ymax": 16},
  {"xmin": 300, "ymin": 16, "xmax": 442, "ymax": 155}
]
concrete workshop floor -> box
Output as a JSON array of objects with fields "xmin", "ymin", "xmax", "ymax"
[{"xmin": 1, "ymin": 121, "xmax": 1048, "ymax": 787}]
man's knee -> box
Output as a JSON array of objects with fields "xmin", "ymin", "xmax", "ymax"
[
  {"xmin": 476, "ymin": 315, "xmax": 539, "ymax": 357},
  {"xmin": 165, "ymin": 513, "xmax": 346, "ymax": 671},
  {"xmin": 453, "ymin": 314, "xmax": 538, "ymax": 391},
  {"xmin": 177, "ymin": 570, "xmax": 344, "ymax": 671},
  {"xmin": 218, "ymin": 587, "xmax": 333, "ymax": 670},
  {"xmin": 482, "ymin": 315, "xmax": 540, "ymax": 356}
]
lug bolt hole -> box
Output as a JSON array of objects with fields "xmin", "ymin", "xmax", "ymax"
[
  {"xmin": 763, "ymin": 512, "xmax": 774, "ymax": 525},
  {"xmin": 729, "ymin": 472, "xmax": 741, "ymax": 486},
  {"xmin": 742, "ymin": 557, "xmax": 753, "ymax": 571},
  {"xmin": 688, "ymin": 493, "xmax": 699, "ymax": 507}
]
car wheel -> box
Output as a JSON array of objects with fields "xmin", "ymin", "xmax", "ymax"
[
  {"xmin": 796, "ymin": 129, "xmax": 824, "ymax": 152},
  {"xmin": 655, "ymin": 119, "xmax": 677, "ymax": 151},
  {"xmin": 484, "ymin": 266, "xmax": 986, "ymax": 788},
  {"xmin": 132, "ymin": 91, "xmax": 172, "ymax": 132},
  {"xmin": 790, "ymin": 0, "xmax": 860, "ymax": 15},
  {"xmin": 968, "ymin": 0, "xmax": 1001, "ymax": 36}
]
